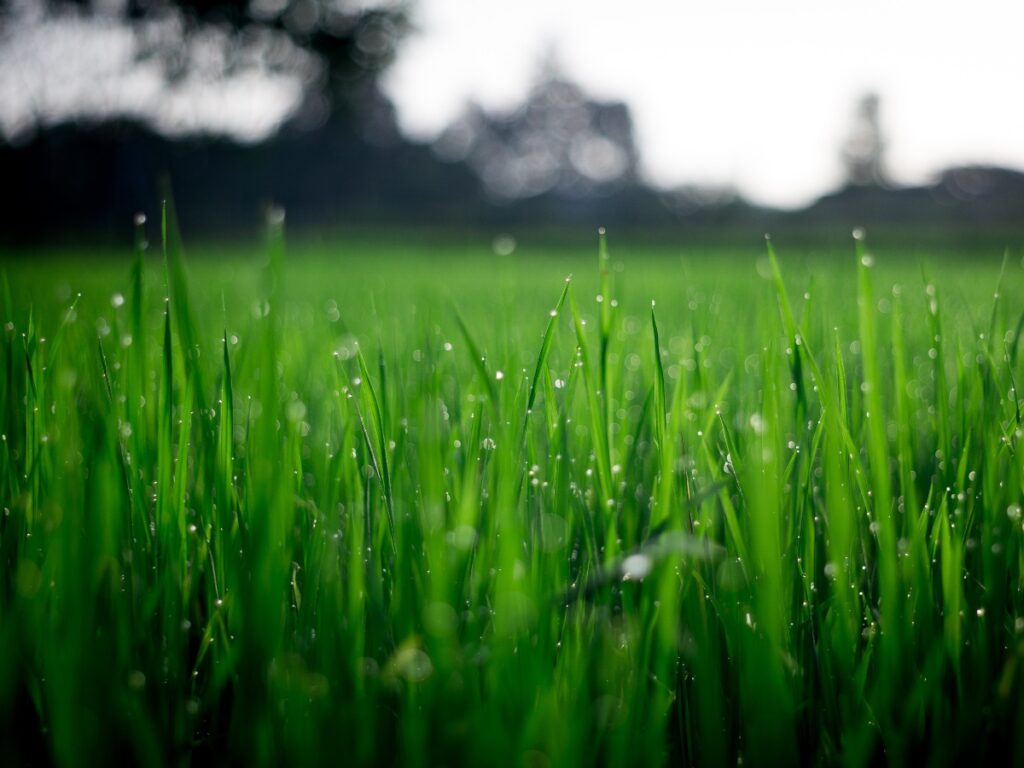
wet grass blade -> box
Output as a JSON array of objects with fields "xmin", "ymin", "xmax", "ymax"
[
  {"xmin": 354, "ymin": 344, "xmax": 396, "ymax": 551},
  {"xmin": 526, "ymin": 277, "xmax": 571, "ymax": 415},
  {"xmin": 454, "ymin": 308, "xmax": 498, "ymax": 405}
]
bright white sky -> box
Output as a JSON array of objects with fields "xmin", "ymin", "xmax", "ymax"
[{"xmin": 383, "ymin": 0, "xmax": 1024, "ymax": 207}]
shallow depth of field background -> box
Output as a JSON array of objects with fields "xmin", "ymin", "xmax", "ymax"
[{"xmin": 2, "ymin": 1, "xmax": 1024, "ymax": 766}]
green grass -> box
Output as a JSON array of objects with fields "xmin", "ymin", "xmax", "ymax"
[{"xmin": 1, "ymin": 221, "xmax": 1023, "ymax": 766}]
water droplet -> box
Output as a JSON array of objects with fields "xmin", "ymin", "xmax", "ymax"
[
  {"xmin": 621, "ymin": 554, "xmax": 651, "ymax": 581},
  {"xmin": 492, "ymin": 234, "xmax": 516, "ymax": 256}
]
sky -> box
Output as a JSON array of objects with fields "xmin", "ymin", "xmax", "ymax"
[{"xmin": 383, "ymin": 0, "xmax": 1024, "ymax": 207}]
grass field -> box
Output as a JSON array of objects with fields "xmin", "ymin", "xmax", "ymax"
[{"xmin": 1, "ymin": 217, "xmax": 1022, "ymax": 766}]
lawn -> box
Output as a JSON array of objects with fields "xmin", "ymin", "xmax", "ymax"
[{"xmin": 1, "ymin": 218, "xmax": 1022, "ymax": 766}]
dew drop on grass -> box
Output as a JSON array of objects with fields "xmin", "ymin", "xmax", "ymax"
[
  {"xmin": 748, "ymin": 413, "xmax": 765, "ymax": 434},
  {"xmin": 492, "ymin": 234, "xmax": 516, "ymax": 256},
  {"xmin": 111, "ymin": 293, "xmax": 125, "ymax": 308},
  {"xmin": 621, "ymin": 554, "xmax": 651, "ymax": 581},
  {"xmin": 267, "ymin": 206, "xmax": 286, "ymax": 226}
]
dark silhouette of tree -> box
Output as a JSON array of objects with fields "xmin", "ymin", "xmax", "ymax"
[
  {"xmin": 143, "ymin": 0, "xmax": 407, "ymax": 114},
  {"xmin": 434, "ymin": 59, "xmax": 641, "ymax": 200},
  {"xmin": 0, "ymin": 0, "xmax": 408, "ymax": 140},
  {"xmin": 840, "ymin": 92, "xmax": 887, "ymax": 187}
]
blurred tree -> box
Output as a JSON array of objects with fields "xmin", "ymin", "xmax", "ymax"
[
  {"xmin": 0, "ymin": 0, "xmax": 435, "ymax": 239},
  {"xmin": 143, "ymin": 0, "xmax": 407, "ymax": 118},
  {"xmin": 0, "ymin": 0, "xmax": 409, "ymax": 140},
  {"xmin": 433, "ymin": 58, "xmax": 641, "ymax": 200},
  {"xmin": 840, "ymin": 92, "xmax": 888, "ymax": 187}
]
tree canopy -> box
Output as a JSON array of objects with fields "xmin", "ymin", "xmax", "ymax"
[{"xmin": 0, "ymin": 0, "xmax": 409, "ymax": 141}]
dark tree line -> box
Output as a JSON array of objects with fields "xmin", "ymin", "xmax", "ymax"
[
  {"xmin": 1, "ymin": 5, "xmax": 1023, "ymax": 245},
  {"xmin": 0, "ymin": 7, "xmax": 681, "ymax": 242}
]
